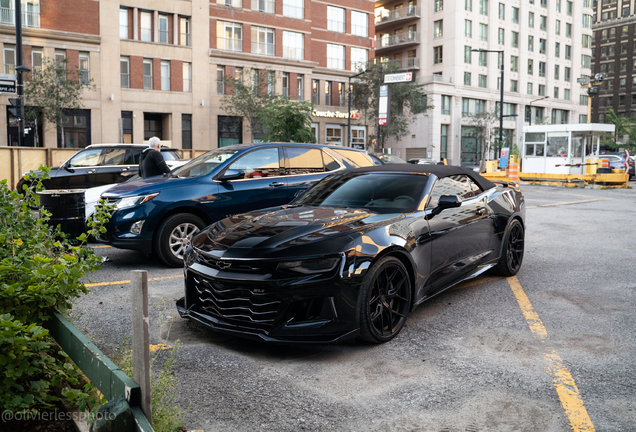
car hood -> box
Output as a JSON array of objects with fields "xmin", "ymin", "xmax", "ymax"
[
  {"xmin": 102, "ymin": 175, "xmax": 195, "ymax": 198},
  {"xmin": 193, "ymin": 206, "xmax": 405, "ymax": 258}
]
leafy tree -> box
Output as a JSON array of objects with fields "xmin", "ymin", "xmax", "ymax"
[
  {"xmin": 220, "ymin": 69, "xmax": 278, "ymax": 141},
  {"xmin": 24, "ymin": 58, "xmax": 95, "ymax": 147},
  {"xmin": 607, "ymin": 108, "xmax": 636, "ymax": 152},
  {"xmin": 257, "ymin": 98, "xmax": 316, "ymax": 143},
  {"xmin": 350, "ymin": 61, "xmax": 432, "ymax": 152},
  {"xmin": 465, "ymin": 108, "xmax": 515, "ymax": 160}
]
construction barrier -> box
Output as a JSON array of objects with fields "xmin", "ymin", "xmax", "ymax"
[
  {"xmin": 507, "ymin": 162, "xmax": 519, "ymax": 181},
  {"xmin": 602, "ymin": 158, "xmax": 610, "ymax": 168}
]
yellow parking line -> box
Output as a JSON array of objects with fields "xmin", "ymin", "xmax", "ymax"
[
  {"xmin": 527, "ymin": 198, "xmax": 612, "ymax": 209},
  {"xmin": 90, "ymin": 245, "xmax": 112, "ymax": 249},
  {"xmin": 85, "ymin": 274, "xmax": 182, "ymax": 287},
  {"xmin": 507, "ymin": 276, "xmax": 595, "ymax": 432}
]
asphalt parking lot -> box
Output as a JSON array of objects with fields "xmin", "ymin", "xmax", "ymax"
[{"xmin": 72, "ymin": 183, "xmax": 636, "ymax": 432}]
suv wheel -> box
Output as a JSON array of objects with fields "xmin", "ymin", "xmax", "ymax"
[{"xmin": 154, "ymin": 214, "xmax": 205, "ymax": 267}]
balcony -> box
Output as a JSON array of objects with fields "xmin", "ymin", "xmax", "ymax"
[
  {"xmin": 375, "ymin": 6, "xmax": 420, "ymax": 29},
  {"xmin": 376, "ymin": 31, "xmax": 420, "ymax": 53},
  {"xmin": 391, "ymin": 57, "xmax": 419, "ymax": 70},
  {"xmin": 0, "ymin": 8, "xmax": 40, "ymax": 28}
]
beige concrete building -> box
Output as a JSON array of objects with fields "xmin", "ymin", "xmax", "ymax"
[{"xmin": 374, "ymin": 0, "xmax": 594, "ymax": 165}]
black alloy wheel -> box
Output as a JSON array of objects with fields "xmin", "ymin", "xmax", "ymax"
[
  {"xmin": 360, "ymin": 256, "xmax": 411, "ymax": 343},
  {"xmin": 492, "ymin": 219, "xmax": 524, "ymax": 276}
]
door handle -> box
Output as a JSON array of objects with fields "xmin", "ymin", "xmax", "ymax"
[
  {"xmin": 87, "ymin": 169, "xmax": 96, "ymax": 174},
  {"xmin": 121, "ymin": 167, "xmax": 129, "ymax": 171},
  {"xmin": 269, "ymin": 182, "xmax": 285, "ymax": 187}
]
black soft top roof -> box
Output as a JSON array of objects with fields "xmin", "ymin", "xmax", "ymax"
[{"xmin": 346, "ymin": 164, "xmax": 497, "ymax": 191}]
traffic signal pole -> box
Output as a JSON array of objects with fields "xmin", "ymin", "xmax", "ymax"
[{"xmin": 15, "ymin": 0, "xmax": 24, "ymax": 146}]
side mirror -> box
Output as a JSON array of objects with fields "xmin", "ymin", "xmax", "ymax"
[
  {"xmin": 426, "ymin": 195, "xmax": 462, "ymax": 219},
  {"xmin": 63, "ymin": 162, "xmax": 75, "ymax": 173},
  {"xmin": 219, "ymin": 169, "xmax": 245, "ymax": 182}
]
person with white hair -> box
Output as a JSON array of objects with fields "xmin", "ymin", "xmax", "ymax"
[{"xmin": 139, "ymin": 136, "xmax": 171, "ymax": 178}]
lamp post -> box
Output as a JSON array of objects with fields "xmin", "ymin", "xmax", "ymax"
[
  {"xmin": 347, "ymin": 68, "xmax": 371, "ymax": 147},
  {"xmin": 472, "ymin": 49, "xmax": 505, "ymax": 153},
  {"xmin": 528, "ymin": 95, "xmax": 549, "ymax": 125}
]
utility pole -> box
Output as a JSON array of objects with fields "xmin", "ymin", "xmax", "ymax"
[{"xmin": 14, "ymin": 0, "xmax": 27, "ymax": 147}]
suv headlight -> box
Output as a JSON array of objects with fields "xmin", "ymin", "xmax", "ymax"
[{"xmin": 114, "ymin": 193, "xmax": 159, "ymax": 209}]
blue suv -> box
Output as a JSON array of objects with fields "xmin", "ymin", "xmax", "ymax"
[{"xmin": 99, "ymin": 143, "xmax": 374, "ymax": 266}]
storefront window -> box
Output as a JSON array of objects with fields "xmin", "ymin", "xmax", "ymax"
[
  {"xmin": 58, "ymin": 109, "xmax": 91, "ymax": 148},
  {"xmin": 351, "ymin": 126, "xmax": 366, "ymax": 149},
  {"xmin": 460, "ymin": 126, "xmax": 481, "ymax": 167},
  {"xmin": 218, "ymin": 115, "xmax": 243, "ymax": 147},
  {"xmin": 326, "ymin": 124, "xmax": 343, "ymax": 145}
]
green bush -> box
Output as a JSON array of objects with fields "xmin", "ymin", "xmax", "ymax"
[{"xmin": 0, "ymin": 170, "xmax": 112, "ymax": 413}]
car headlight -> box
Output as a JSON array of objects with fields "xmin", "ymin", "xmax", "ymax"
[
  {"xmin": 277, "ymin": 257, "xmax": 340, "ymax": 274},
  {"xmin": 114, "ymin": 193, "xmax": 159, "ymax": 209}
]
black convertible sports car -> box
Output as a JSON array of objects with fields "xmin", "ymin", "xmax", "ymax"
[{"xmin": 176, "ymin": 165, "xmax": 525, "ymax": 344}]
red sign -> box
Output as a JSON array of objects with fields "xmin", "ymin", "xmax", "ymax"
[{"xmin": 378, "ymin": 118, "xmax": 387, "ymax": 126}]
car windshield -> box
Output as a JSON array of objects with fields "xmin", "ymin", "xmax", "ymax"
[
  {"xmin": 294, "ymin": 173, "xmax": 428, "ymax": 214},
  {"xmin": 171, "ymin": 149, "xmax": 240, "ymax": 178},
  {"xmin": 161, "ymin": 150, "xmax": 182, "ymax": 161}
]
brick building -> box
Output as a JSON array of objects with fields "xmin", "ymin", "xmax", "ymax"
[{"xmin": 0, "ymin": 0, "xmax": 375, "ymax": 149}]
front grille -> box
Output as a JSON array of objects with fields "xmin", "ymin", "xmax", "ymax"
[
  {"xmin": 196, "ymin": 252, "xmax": 275, "ymax": 273},
  {"xmin": 192, "ymin": 274, "xmax": 281, "ymax": 331}
]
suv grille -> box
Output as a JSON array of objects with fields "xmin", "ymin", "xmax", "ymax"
[{"xmin": 192, "ymin": 274, "xmax": 281, "ymax": 331}]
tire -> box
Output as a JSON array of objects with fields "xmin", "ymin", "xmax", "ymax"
[
  {"xmin": 359, "ymin": 256, "xmax": 412, "ymax": 344},
  {"xmin": 491, "ymin": 219, "xmax": 524, "ymax": 277},
  {"xmin": 154, "ymin": 213, "xmax": 205, "ymax": 267}
]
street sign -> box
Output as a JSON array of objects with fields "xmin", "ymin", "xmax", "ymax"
[
  {"xmin": 378, "ymin": 85, "xmax": 390, "ymax": 126},
  {"xmin": 0, "ymin": 80, "xmax": 16, "ymax": 93},
  {"xmin": 0, "ymin": 73, "xmax": 16, "ymax": 81},
  {"xmin": 384, "ymin": 72, "xmax": 414, "ymax": 83},
  {"xmin": 577, "ymin": 76, "xmax": 590, "ymax": 85}
]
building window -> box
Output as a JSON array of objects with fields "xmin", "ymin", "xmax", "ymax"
[
  {"xmin": 462, "ymin": 98, "xmax": 486, "ymax": 116},
  {"xmin": 327, "ymin": 6, "xmax": 345, "ymax": 33},
  {"xmin": 312, "ymin": 79, "xmax": 319, "ymax": 104},
  {"xmin": 539, "ymin": 38, "xmax": 546, "ymax": 54},
  {"xmin": 121, "ymin": 111, "xmax": 133, "ymax": 143},
  {"xmin": 433, "ymin": 46, "xmax": 443, "ymax": 64},
  {"xmin": 283, "ymin": 0, "xmax": 303, "ymax": 19},
  {"xmin": 252, "ymin": 26, "xmax": 275, "ymax": 56},
  {"xmin": 218, "ymin": 0, "xmax": 242, "ymax": 7},
  {"xmin": 31, "ymin": 47, "xmax": 42, "ymax": 76},
  {"xmin": 183, "ymin": 62, "xmax": 191, "ymax": 92},
  {"xmin": 441, "ymin": 95, "xmax": 450, "ymax": 114},
  {"xmin": 461, "ymin": 126, "xmax": 482, "ymax": 166},
  {"xmin": 182, "ymin": 114, "xmax": 192, "ymax": 150},
  {"xmin": 143, "ymin": 59, "xmax": 152, "ymax": 89},
  {"xmin": 218, "ymin": 116, "xmax": 242, "ymax": 147},
  {"xmin": 478, "ymin": 51, "xmax": 487, "ymax": 66},
  {"xmin": 511, "ymin": 31, "xmax": 518, "ymax": 48},
  {"xmin": 580, "ymin": 95, "xmax": 588, "ymax": 106},
  {"xmin": 510, "ymin": 55, "xmax": 518, "ymax": 72},
  {"xmin": 510, "ymin": 80, "xmax": 518, "ymax": 92},
  {"xmin": 564, "ymin": 89, "xmax": 570, "ymax": 100},
  {"xmin": 326, "ymin": 124, "xmax": 343, "ymax": 145},
  {"xmin": 217, "ymin": 21, "xmax": 242, "ymax": 52},
  {"xmin": 555, "ymin": 19, "xmax": 561, "ymax": 35},
  {"xmin": 582, "ymin": 55, "xmax": 591, "ymax": 69},
  {"xmin": 324, "ymin": 81, "xmax": 332, "ymax": 106},
  {"xmin": 528, "ymin": 35, "xmax": 534, "ymax": 51},
  {"xmin": 161, "ymin": 60, "xmax": 170, "ymax": 91},
  {"xmin": 465, "ymin": 0, "xmax": 472, "ymax": 11},
  {"xmin": 464, "ymin": 72, "xmax": 471, "ymax": 85},
  {"xmin": 217, "ymin": 65, "xmax": 224, "ymax": 94},
  {"xmin": 351, "ymin": 47, "xmax": 368, "ymax": 71},
  {"xmin": 282, "ymin": 72, "xmax": 289, "ymax": 97},
  {"xmin": 465, "ymin": 20, "xmax": 472, "ymax": 38},
  {"xmin": 498, "ymin": 3, "xmax": 505, "ymax": 19},
  {"xmin": 297, "ymin": 74, "xmax": 304, "ymax": 101},
  {"xmin": 351, "ymin": 11, "xmax": 368, "ymax": 37},
  {"xmin": 498, "ymin": 28, "xmax": 504, "ymax": 45},
  {"xmin": 479, "ymin": 23, "xmax": 488, "ymax": 41},
  {"xmin": 479, "ymin": 0, "xmax": 488, "ymax": 15},
  {"xmin": 511, "ymin": 7, "xmax": 519, "ymax": 23},
  {"xmin": 268, "ymin": 71, "xmax": 275, "ymax": 95},
  {"xmin": 566, "ymin": 23, "xmax": 572, "ymax": 38},
  {"xmin": 539, "ymin": 84, "xmax": 545, "ymax": 96},
  {"xmin": 79, "ymin": 52, "xmax": 90, "ymax": 85},
  {"xmin": 539, "ymin": 16, "xmax": 546, "ymax": 31},
  {"xmin": 464, "ymin": 46, "xmax": 472, "ymax": 64},
  {"xmin": 435, "ymin": 0, "xmax": 444, "ymax": 12},
  {"xmin": 140, "ymin": 11, "xmax": 152, "ymax": 42},
  {"xmin": 528, "ymin": 59, "xmax": 533, "ymax": 75},
  {"xmin": 282, "ymin": 31, "xmax": 303, "ymax": 60},
  {"xmin": 434, "ymin": 20, "xmax": 443, "ymax": 38},
  {"xmin": 159, "ymin": 15, "xmax": 169, "ymax": 44},
  {"xmin": 565, "ymin": 45, "xmax": 571, "ymax": 60},
  {"xmin": 119, "ymin": 8, "xmax": 128, "ymax": 39},
  {"xmin": 529, "ymin": 12, "xmax": 534, "ymax": 28},
  {"xmin": 552, "ymin": 109, "xmax": 568, "ymax": 124},
  {"xmin": 327, "ymin": 44, "xmax": 345, "ymax": 70},
  {"xmin": 252, "ymin": 0, "xmax": 275, "ymax": 13},
  {"xmin": 478, "ymin": 74, "xmax": 487, "ymax": 88},
  {"xmin": 554, "ymin": 87, "xmax": 559, "ymax": 99},
  {"xmin": 58, "ymin": 109, "xmax": 91, "ymax": 148},
  {"xmin": 180, "ymin": 17, "xmax": 190, "ymax": 46},
  {"xmin": 338, "ymin": 82, "xmax": 345, "ymax": 106},
  {"xmin": 555, "ymin": 42, "xmax": 560, "ymax": 58},
  {"xmin": 539, "ymin": 61, "xmax": 546, "ymax": 77},
  {"xmin": 527, "ymin": 82, "xmax": 533, "ymax": 95},
  {"xmin": 120, "ymin": 56, "xmax": 129, "ymax": 88},
  {"xmin": 440, "ymin": 124, "xmax": 448, "ymax": 160},
  {"xmin": 54, "ymin": 49, "xmax": 65, "ymax": 69}
]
